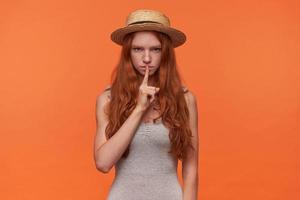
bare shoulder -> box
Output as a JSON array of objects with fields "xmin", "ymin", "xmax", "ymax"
[
  {"xmin": 97, "ymin": 85, "xmax": 111, "ymax": 103},
  {"xmin": 96, "ymin": 85, "xmax": 111, "ymax": 118},
  {"xmin": 183, "ymin": 88, "xmax": 198, "ymax": 131},
  {"xmin": 183, "ymin": 86, "xmax": 197, "ymax": 107},
  {"xmin": 103, "ymin": 85, "xmax": 112, "ymax": 97}
]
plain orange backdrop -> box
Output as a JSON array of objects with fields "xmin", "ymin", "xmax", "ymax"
[{"xmin": 1, "ymin": 0, "xmax": 299, "ymax": 199}]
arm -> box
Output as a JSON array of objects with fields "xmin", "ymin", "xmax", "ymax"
[
  {"xmin": 93, "ymin": 89, "xmax": 145, "ymax": 173},
  {"xmin": 182, "ymin": 91, "xmax": 199, "ymax": 200},
  {"xmin": 94, "ymin": 68, "xmax": 159, "ymax": 173}
]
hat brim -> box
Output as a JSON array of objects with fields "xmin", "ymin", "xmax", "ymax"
[{"xmin": 110, "ymin": 23, "xmax": 186, "ymax": 48}]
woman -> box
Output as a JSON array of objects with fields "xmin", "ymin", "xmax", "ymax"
[{"xmin": 94, "ymin": 9, "xmax": 199, "ymax": 200}]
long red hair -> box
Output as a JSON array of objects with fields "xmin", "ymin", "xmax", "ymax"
[{"xmin": 104, "ymin": 31, "xmax": 194, "ymax": 160}]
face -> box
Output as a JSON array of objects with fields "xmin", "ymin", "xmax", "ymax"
[{"xmin": 130, "ymin": 31, "xmax": 162, "ymax": 76}]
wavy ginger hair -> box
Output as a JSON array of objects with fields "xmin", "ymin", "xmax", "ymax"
[{"xmin": 104, "ymin": 31, "xmax": 194, "ymax": 161}]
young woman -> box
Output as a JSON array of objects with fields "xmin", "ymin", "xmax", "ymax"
[{"xmin": 94, "ymin": 9, "xmax": 199, "ymax": 200}]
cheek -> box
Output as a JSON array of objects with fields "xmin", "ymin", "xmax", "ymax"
[
  {"xmin": 155, "ymin": 55, "xmax": 162, "ymax": 65},
  {"xmin": 130, "ymin": 54, "xmax": 139, "ymax": 67}
]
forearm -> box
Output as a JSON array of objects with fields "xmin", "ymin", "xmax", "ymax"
[
  {"xmin": 95, "ymin": 106, "xmax": 145, "ymax": 171},
  {"xmin": 182, "ymin": 176, "xmax": 198, "ymax": 200}
]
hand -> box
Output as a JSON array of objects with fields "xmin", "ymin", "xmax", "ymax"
[{"xmin": 136, "ymin": 66, "xmax": 160, "ymax": 111}]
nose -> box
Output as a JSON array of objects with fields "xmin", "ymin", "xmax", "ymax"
[{"xmin": 142, "ymin": 51, "xmax": 151, "ymax": 64}]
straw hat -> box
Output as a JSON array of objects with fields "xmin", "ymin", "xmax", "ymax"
[{"xmin": 110, "ymin": 9, "xmax": 186, "ymax": 48}]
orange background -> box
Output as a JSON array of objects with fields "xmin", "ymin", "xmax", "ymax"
[{"xmin": 1, "ymin": 0, "xmax": 299, "ymax": 199}]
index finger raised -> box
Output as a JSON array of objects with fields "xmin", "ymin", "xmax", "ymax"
[{"xmin": 142, "ymin": 66, "xmax": 149, "ymax": 85}]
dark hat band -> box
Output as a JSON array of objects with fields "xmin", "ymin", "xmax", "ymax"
[{"xmin": 128, "ymin": 21, "xmax": 162, "ymax": 26}]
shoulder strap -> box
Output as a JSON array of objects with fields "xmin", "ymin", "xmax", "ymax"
[
  {"xmin": 103, "ymin": 85, "xmax": 111, "ymax": 92},
  {"xmin": 182, "ymin": 85, "xmax": 189, "ymax": 93}
]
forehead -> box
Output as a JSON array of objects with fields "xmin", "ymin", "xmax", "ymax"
[{"xmin": 131, "ymin": 31, "xmax": 161, "ymax": 47}]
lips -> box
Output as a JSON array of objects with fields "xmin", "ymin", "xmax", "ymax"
[{"xmin": 140, "ymin": 66, "xmax": 154, "ymax": 69}]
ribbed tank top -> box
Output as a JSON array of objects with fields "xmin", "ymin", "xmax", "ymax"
[{"xmin": 106, "ymin": 120, "xmax": 183, "ymax": 200}]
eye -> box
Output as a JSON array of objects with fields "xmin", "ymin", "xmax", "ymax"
[
  {"xmin": 152, "ymin": 48, "xmax": 161, "ymax": 52},
  {"xmin": 132, "ymin": 47, "xmax": 142, "ymax": 52}
]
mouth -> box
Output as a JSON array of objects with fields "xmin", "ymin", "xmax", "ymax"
[{"xmin": 140, "ymin": 66, "xmax": 154, "ymax": 70}]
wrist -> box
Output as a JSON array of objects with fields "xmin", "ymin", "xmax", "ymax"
[{"xmin": 134, "ymin": 105, "xmax": 147, "ymax": 113}]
